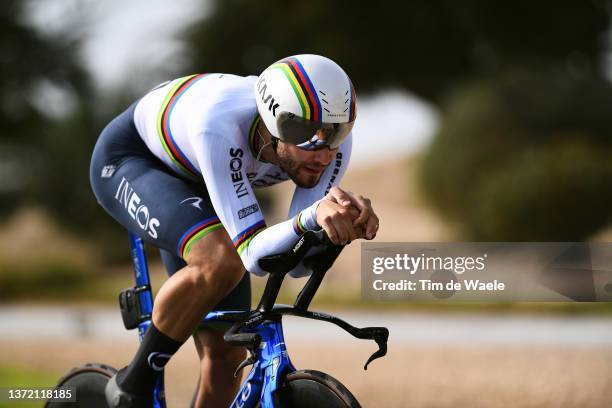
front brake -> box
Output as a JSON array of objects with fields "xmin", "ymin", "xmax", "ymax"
[
  {"xmin": 233, "ymin": 348, "xmax": 259, "ymax": 378},
  {"xmin": 223, "ymin": 332, "xmax": 262, "ymax": 378}
]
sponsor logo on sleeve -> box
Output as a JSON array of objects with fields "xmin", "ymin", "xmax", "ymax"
[
  {"xmin": 229, "ymin": 148, "xmax": 249, "ymax": 198},
  {"xmin": 238, "ymin": 203, "xmax": 260, "ymax": 219},
  {"xmin": 324, "ymin": 152, "xmax": 343, "ymax": 195}
]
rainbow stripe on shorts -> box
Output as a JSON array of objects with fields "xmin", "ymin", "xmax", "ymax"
[{"xmin": 178, "ymin": 217, "xmax": 224, "ymax": 259}]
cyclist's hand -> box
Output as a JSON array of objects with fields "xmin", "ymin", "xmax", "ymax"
[
  {"xmin": 326, "ymin": 186, "xmax": 353, "ymax": 208},
  {"xmin": 326, "ymin": 186, "xmax": 379, "ymax": 240},
  {"xmin": 316, "ymin": 198, "xmax": 361, "ymax": 245}
]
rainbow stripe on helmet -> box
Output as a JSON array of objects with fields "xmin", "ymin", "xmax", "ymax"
[
  {"xmin": 271, "ymin": 57, "xmax": 322, "ymax": 123},
  {"xmin": 348, "ymin": 80, "xmax": 356, "ymax": 122}
]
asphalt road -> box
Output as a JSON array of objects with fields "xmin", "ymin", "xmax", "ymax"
[{"xmin": 1, "ymin": 305, "xmax": 611, "ymax": 346}]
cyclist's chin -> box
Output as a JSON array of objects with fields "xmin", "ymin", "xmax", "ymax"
[
  {"xmin": 276, "ymin": 151, "xmax": 324, "ymax": 188},
  {"xmin": 289, "ymin": 169, "xmax": 321, "ymax": 188}
]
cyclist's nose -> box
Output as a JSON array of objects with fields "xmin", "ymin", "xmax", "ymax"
[{"xmin": 311, "ymin": 147, "xmax": 334, "ymax": 166}]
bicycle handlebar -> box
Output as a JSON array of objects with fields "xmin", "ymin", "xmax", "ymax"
[
  {"xmin": 257, "ymin": 229, "xmax": 334, "ymax": 274},
  {"xmin": 256, "ymin": 229, "xmax": 342, "ymax": 312}
]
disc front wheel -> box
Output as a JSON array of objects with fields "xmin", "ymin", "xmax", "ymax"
[{"xmin": 275, "ymin": 369, "xmax": 361, "ymax": 408}]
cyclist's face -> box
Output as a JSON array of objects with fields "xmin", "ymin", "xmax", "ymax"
[{"xmin": 276, "ymin": 141, "xmax": 336, "ymax": 188}]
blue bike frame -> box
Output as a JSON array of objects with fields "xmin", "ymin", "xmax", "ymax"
[
  {"xmin": 128, "ymin": 232, "xmax": 291, "ymax": 408},
  {"xmin": 204, "ymin": 311, "xmax": 296, "ymax": 408},
  {"xmin": 128, "ymin": 232, "xmax": 168, "ymax": 408}
]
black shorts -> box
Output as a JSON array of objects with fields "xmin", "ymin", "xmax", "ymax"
[{"xmin": 89, "ymin": 102, "xmax": 250, "ymax": 314}]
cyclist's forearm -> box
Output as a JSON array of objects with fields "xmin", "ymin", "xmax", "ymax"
[{"xmin": 238, "ymin": 200, "xmax": 321, "ymax": 275}]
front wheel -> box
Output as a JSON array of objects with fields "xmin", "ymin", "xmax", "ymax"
[{"xmin": 275, "ymin": 369, "xmax": 361, "ymax": 408}]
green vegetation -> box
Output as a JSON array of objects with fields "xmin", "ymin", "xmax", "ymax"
[
  {"xmin": 0, "ymin": 366, "xmax": 58, "ymax": 387},
  {"xmin": 0, "ymin": 257, "xmax": 167, "ymax": 303},
  {"xmin": 0, "ymin": 365, "xmax": 60, "ymax": 408},
  {"xmin": 186, "ymin": 1, "xmax": 608, "ymax": 102},
  {"xmin": 420, "ymin": 70, "xmax": 612, "ymax": 240},
  {"xmin": 0, "ymin": 258, "xmax": 90, "ymax": 300},
  {"xmin": 2, "ymin": 260, "xmax": 610, "ymax": 316}
]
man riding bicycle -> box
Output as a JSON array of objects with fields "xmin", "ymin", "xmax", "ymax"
[{"xmin": 89, "ymin": 54, "xmax": 379, "ymax": 407}]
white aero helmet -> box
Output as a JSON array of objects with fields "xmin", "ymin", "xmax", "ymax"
[{"xmin": 254, "ymin": 54, "xmax": 356, "ymax": 150}]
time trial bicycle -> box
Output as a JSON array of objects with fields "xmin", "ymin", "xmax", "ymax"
[{"xmin": 46, "ymin": 229, "xmax": 389, "ymax": 407}]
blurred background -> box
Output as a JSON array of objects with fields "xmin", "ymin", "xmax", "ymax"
[{"xmin": 1, "ymin": 0, "xmax": 612, "ymax": 407}]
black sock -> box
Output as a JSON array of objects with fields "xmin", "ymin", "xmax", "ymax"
[{"xmin": 117, "ymin": 322, "xmax": 183, "ymax": 395}]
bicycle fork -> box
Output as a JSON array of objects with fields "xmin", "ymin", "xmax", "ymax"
[{"xmin": 229, "ymin": 320, "xmax": 295, "ymax": 408}]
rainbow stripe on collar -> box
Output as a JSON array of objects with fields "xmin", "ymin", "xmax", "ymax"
[
  {"xmin": 157, "ymin": 74, "xmax": 207, "ymax": 179},
  {"xmin": 247, "ymin": 115, "xmax": 264, "ymax": 161},
  {"xmin": 233, "ymin": 220, "xmax": 266, "ymax": 255}
]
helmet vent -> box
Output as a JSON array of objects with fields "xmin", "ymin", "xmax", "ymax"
[
  {"xmin": 319, "ymin": 90, "xmax": 327, "ymax": 96},
  {"xmin": 322, "ymin": 98, "xmax": 329, "ymax": 104}
]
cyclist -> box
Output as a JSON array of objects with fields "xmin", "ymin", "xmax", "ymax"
[{"xmin": 90, "ymin": 54, "xmax": 379, "ymax": 407}]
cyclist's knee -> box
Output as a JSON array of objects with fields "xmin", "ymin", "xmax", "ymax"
[{"xmin": 184, "ymin": 230, "xmax": 245, "ymax": 296}]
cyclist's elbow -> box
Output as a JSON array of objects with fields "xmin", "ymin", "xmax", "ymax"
[{"xmin": 240, "ymin": 252, "xmax": 267, "ymax": 277}]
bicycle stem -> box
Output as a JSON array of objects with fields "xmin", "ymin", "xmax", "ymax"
[{"xmin": 256, "ymin": 229, "xmax": 341, "ymax": 312}]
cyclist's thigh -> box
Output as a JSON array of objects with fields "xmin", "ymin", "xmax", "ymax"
[
  {"xmin": 160, "ymin": 249, "xmax": 251, "ymax": 313},
  {"xmin": 89, "ymin": 103, "xmax": 223, "ymax": 259}
]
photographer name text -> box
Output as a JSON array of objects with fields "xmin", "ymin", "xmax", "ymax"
[
  {"xmin": 372, "ymin": 279, "xmax": 505, "ymax": 291},
  {"xmin": 371, "ymin": 253, "xmax": 505, "ymax": 293}
]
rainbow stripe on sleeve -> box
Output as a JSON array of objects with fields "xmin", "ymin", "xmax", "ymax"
[
  {"xmin": 157, "ymin": 74, "xmax": 207, "ymax": 179},
  {"xmin": 178, "ymin": 217, "xmax": 224, "ymax": 259},
  {"xmin": 233, "ymin": 220, "xmax": 266, "ymax": 255},
  {"xmin": 292, "ymin": 211, "xmax": 307, "ymax": 235}
]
